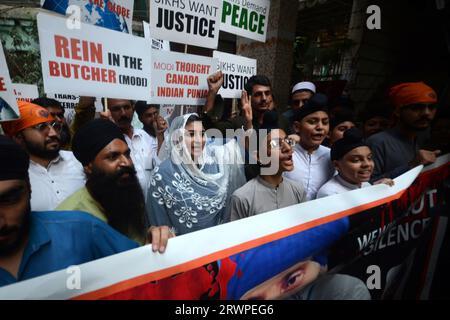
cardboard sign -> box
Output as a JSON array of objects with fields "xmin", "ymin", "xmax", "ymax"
[
  {"xmin": 220, "ymin": 0, "xmax": 270, "ymax": 42},
  {"xmin": 213, "ymin": 51, "xmax": 256, "ymax": 98},
  {"xmin": 143, "ymin": 21, "xmax": 171, "ymax": 51},
  {"xmin": 150, "ymin": 49, "xmax": 217, "ymax": 105},
  {"xmin": 38, "ymin": 12, "xmax": 152, "ymax": 101},
  {"xmin": 149, "ymin": 0, "xmax": 222, "ymax": 49},
  {"xmin": 0, "ymin": 42, "xmax": 19, "ymax": 122},
  {"xmin": 12, "ymin": 83, "xmax": 39, "ymax": 102},
  {"xmin": 41, "ymin": 0, "xmax": 134, "ymax": 33}
]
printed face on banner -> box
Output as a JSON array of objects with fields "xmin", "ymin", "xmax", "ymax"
[
  {"xmin": 12, "ymin": 84, "xmax": 39, "ymax": 102},
  {"xmin": 149, "ymin": 0, "xmax": 222, "ymax": 49},
  {"xmin": 220, "ymin": 0, "xmax": 270, "ymax": 42},
  {"xmin": 213, "ymin": 51, "xmax": 256, "ymax": 98},
  {"xmin": 41, "ymin": 0, "xmax": 134, "ymax": 33},
  {"xmin": 150, "ymin": 49, "xmax": 217, "ymax": 105},
  {"xmin": 0, "ymin": 43, "xmax": 19, "ymax": 122},
  {"xmin": 37, "ymin": 12, "xmax": 152, "ymax": 101}
]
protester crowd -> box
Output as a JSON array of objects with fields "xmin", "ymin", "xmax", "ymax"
[{"xmin": 0, "ymin": 70, "xmax": 448, "ymax": 300}]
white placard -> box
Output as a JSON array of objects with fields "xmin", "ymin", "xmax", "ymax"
[
  {"xmin": 41, "ymin": 0, "xmax": 134, "ymax": 34},
  {"xmin": 12, "ymin": 83, "xmax": 39, "ymax": 102},
  {"xmin": 213, "ymin": 51, "xmax": 256, "ymax": 98},
  {"xmin": 149, "ymin": 0, "xmax": 222, "ymax": 49},
  {"xmin": 150, "ymin": 50, "xmax": 217, "ymax": 105},
  {"xmin": 38, "ymin": 12, "xmax": 152, "ymax": 101},
  {"xmin": 0, "ymin": 42, "xmax": 19, "ymax": 122},
  {"xmin": 220, "ymin": 0, "xmax": 270, "ymax": 42},
  {"xmin": 46, "ymin": 94, "xmax": 104, "ymax": 126},
  {"xmin": 143, "ymin": 21, "xmax": 171, "ymax": 51}
]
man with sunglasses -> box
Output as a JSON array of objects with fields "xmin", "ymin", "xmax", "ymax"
[
  {"xmin": 31, "ymin": 97, "xmax": 71, "ymax": 150},
  {"xmin": 1, "ymin": 101, "xmax": 85, "ymax": 211},
  {"xmin": 367, "ymin": 82, "xmax": 441, "ymax": 181},
  {"xmin": 229, "ymin": 111, "xmax": 306, "ymax": 220}
]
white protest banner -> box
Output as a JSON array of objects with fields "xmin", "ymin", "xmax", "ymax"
[
  {"xmin": 41, "ymin": 0, "xmax": 134, "ymax": 33},
  {"xmin": 12, "ymin": 83, "xmax": 39, "ymax": 102},
  {"xmin": 0, "ymin": 42, "xmax": 19, "ymax": 122},
  {"xmin": 1, "ymin": 155, "xmax": 448, "ymax": 300},
  {"xmin": 46, "ymin": 94, "xmax": 104, "ymax": 126},
  {"xmin": 149, "ymin": 0, "xmax": 222, "ymax": 49},
  {"xmin": 38, "ymin": 12, "xmax": 152, "ymax": 101},
  {"xmin": 220, "ymin": 0, "xmax": 270, "ymax": 42},
  {"xmin": 213, "ymin": 51, "xmax": 256, "ymax": 98},
  {"xmin": 47, "ymin": 93, "xmax": 79, "ymax": 125},
  {"xmin": 143, "ymin": 21, "xmax": 171, "ymax": 51},
  {"xmin": 150, "ymin": 49, "xmax": 217, "ymax": 105}
]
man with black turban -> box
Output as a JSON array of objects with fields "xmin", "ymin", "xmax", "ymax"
[
  {"xmin": 0, "ymin": 136, "xmax": 141, "ymax": 287},
  {"xmin": 57, "ymin": 119, "xmax": 172, "ymax": 250}
]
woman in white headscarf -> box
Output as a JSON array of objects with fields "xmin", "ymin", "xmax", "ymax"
[{"xmin": 146, "ymin": 97, "xmax": 253, "ymax": 235}]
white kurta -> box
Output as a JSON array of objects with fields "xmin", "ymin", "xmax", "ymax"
[
  {"xmin": 29, "ymin": 151, "xmax": 85, "ymax": 211},
  {"xmin": 283, "ymin": 144, "xmax": 335, "ymax": 200},
  {"xmin": 123, "ymin": 128, "xmax": 159, "ymax": 193},
  {"xmin": 316, "ymin": 174, "xmax": 371, "ymax": 199}
]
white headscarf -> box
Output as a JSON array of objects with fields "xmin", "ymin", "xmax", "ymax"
[{"xmin": 148, "ymin": 113, "xmax": 246, "ymax": 235}]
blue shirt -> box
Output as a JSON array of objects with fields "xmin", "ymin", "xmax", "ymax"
[{"xmin": 0, "ymin": 211, "xmax": 138, "ymax": 287}]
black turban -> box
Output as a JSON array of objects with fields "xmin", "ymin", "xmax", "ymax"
[
  {"xmin": 330, "ymin": 108, "xmax": 355, "ymax": 129},
  {"xmin": 331, "ymin": 127, "xmax": 369, "ymax": 161},
  {"xmin": 0, "ymin": 135, "xmax": 29, "ymax": 181},
  {"xmin": 294, "ymin": 93, "xmax": 329, "ymax": 121},
  {"xmin": 72, "ymin": 119, "xmax": 126, "ymax": 166}
]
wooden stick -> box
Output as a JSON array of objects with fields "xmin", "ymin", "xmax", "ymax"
[{"xmin": 104, "ymin": 97, "xmax": 108, "ymax": 113}]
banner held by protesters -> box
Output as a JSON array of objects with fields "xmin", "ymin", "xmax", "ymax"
[
  {"xmin": 149, "ymin": 0, "xmax": 222, "ymax": 49},
  {"xmin": 0, "ymin": 154, "xmax": 447, "ymax": 300},
  {"xmin": 0, "ymin": 42, "xmax": 19, "ymax": 122},
  {"xmin": 213, "ymin": 51, "xmax": 256, "ymax": 99},
  {"xmin": 150, "ymin": 49, "xmax": 217, "ymax": 105},
  {"xmin": 41, "ymin": 0, "xmax": 134, "ymax": 33},
  {"xmin": 37, "ymin": 12, "xmax": 152, "ymax": 101},
  {"xmin": 220, "ymin": 0, "xmax": 270, "ymax": 42},
  {"xmin": 12, "ymin": 83, "xmax": 39, "ymax": 103}
]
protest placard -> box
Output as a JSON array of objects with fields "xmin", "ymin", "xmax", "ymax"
[
  {"xmin": 143, "ymin": 21, "xmax": 171, "ymax": 51},
  {"xmin": 150, "ymin": 49, "xmax": 217, "ymax": 105},
  {"xmin": 12, "ymin": 83, "xmax": 39, "ymax": 102},
  {"xmin": 220, "ymin": 0, "xmax": 270, "ymax": 42},
  {"xmin": 41, "ymin": 0, "xmax": 134, "ymax": 33},
  {"xmin": 46, "ymin": 93, "xmax": 104, "ymax": 126},
  {"xmin": 37, "ymin": 12, "xmax": 152, "ymax": 101},
  {"xmin": 149, "ymin": 0, "xmax": 222, "ymax": 49},
  {"xmin": 0, "ymin": 42, "xmax": 19, "ymax": 122},
  {"xmin": 213, "ymin": 51, "xmax": 256, "ymax": 98}
]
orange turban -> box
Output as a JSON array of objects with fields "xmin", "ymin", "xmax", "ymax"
[
  {"xmin": 1, "ymin": 101, "xmax": 55, "ymax": 137},
  {"xmin": 389, "ymin": 82, "xmax": 437, "ymax": 110}
]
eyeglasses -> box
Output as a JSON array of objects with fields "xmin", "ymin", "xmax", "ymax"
[
  {"xmin": 30, "ymin": 121, "xmax": 63, "ymax": 133},
  {"xmin": 269, "ymin": 138, "xmax": 296, "ymax": 149}
]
